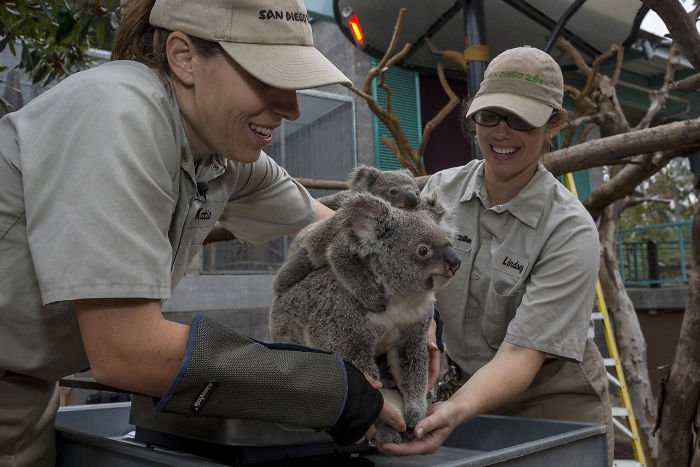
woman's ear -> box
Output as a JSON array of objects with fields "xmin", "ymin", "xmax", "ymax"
[
  {"xmin": 166, "ymin": 31, "xmax": 195, "ymax": 86},
  {"xmin": 551, "ymin": 108, "xmax": 568, "ymax": 135}
]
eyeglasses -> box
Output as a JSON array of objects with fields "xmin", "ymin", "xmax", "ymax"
[{"xmin": 472, "ymin": 110, "xmax": 536, "ymax": 131}]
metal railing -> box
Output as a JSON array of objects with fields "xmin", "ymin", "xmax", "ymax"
[{"xmin": 618, "ymin": 220, "xmax": 691, "ymax": 286}]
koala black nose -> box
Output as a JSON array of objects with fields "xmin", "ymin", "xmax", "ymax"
[
  {"xmin": 404, "ymin": 189, "xmax": 418, "ymax": 209},
  {"xmin": 443, "ymin": 245, "xmax": 461, "ymax": 275}
]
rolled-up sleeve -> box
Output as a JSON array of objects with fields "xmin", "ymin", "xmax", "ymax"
[
  {"xmin": 505, "ymin": 217, "xmax": 600, "ymax": 362},
  {"xmin": 218, "ymin": 154, "xmax": 316, "ymax": 244}
]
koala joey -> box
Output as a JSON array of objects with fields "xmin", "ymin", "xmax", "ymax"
[
  {"xmin": 269, "ymin": 192, "xmax": 461, "ymax": 444},
  {"xmin": 316, "ymin": 165, "xmax": 420, "ymax": 211}
]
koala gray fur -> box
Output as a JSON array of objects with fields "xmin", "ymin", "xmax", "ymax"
[
  {"xmin": 269, "ymin": 192, "xmax": 461, "ymax": 444},
  {"xmin": 273, "ymin": 166, "xmax": 421, "ymax": 311},
  {"xmin": 316, "ymin": 165, "xmax": 419, "ymax": 211}
]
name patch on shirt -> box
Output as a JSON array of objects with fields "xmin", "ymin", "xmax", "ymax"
[
  {"xmin": 493, "ymin": 251, "xmax": 528, "ymax": 278},
  {"xmin": 452, "ymin": 229, "xmax": 474, "ymax": 252}
]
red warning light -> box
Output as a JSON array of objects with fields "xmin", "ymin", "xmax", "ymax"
[{"xmin": 348, "ymin": 14, "xmax": 364, "ymax": 44}]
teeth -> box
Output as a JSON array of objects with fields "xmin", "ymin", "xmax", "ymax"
[
  {"xmin": 492, "ymin": 146, "xmax": 518, "ymax": 155},
  {"xmin": 249, "ymin": 124, "xmax": 273, "ymax": 136}
]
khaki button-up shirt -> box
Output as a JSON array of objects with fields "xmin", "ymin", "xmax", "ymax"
[
  {"xmin": 423, "ymin": 160, "xmax": 600, "ymax": 377},
  {"xmin": 0, "ymin": 61, "xmax": 316, "ymax": 379}
]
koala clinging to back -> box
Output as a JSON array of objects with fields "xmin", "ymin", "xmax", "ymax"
[
  {"xmin": 316, "ymin": 165, "xmax": 420, "ymax": 211},
  {"xmin": 269, "ymin": 192, "xmax": 461, "ymax": 444},
  {"xmin": 272, "ymin": 166, "xmax": 422, "ymax": 311}
]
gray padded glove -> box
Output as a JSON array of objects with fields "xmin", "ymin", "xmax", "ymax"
[{"xmin": 155, "ymin": 313, "xmax": 383, "ymax": 446}]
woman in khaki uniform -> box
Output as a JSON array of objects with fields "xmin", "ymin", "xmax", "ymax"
[{"xmin": 379, "ymin": 46, "xmax": 614, "ymax": 466}]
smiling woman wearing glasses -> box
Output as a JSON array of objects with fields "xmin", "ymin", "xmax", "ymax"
[{"xmin": 379, "ymin": 46, "xmax": 614, "ymax": 466}]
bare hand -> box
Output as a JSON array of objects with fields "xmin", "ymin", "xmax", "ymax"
[
  {"xmin": 375, "ymin": 400, "xmax": 456, "ymax": 456},
  {"xmin": 361, "ymin": 373, "xmax": 406, "ymax": 442},
  {"xmin": 427, "ymin": 318, "xmax": 441, "ymax": 390}
]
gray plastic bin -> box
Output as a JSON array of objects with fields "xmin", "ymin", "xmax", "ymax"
[{"xmin": 55, "ymin": 402, "xmax": 607, "ymax": 466}]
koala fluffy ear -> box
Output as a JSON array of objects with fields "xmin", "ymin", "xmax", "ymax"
[
  {"xmin": 349, "ymin": 165, "xmax": 381, "ymax": 192},
  {"xmin": 418, "ymin": 190, "xmax": 455, "ymax": 233},
  {"xmin": 417, "ymin": 191, "xmax": 444, "ymax": 221},
  {"xmin": 342, "ymin": 193, "xmax": 392, "ymax": 245}
]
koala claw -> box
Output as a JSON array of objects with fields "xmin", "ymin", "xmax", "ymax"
[
  {"xmin": 374, "ymin": 423, "xmax": 403, "ymax": 445},
  {"xmin": 404, "ymin": 405, "xmax": 425, "ymax": 429}
]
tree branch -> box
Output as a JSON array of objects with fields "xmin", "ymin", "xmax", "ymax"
[
  {"xmin": 634, "ymin": 43, "xmax": 680, "ymax": 130},
  {"xmin": 671, "ymin": 72, "xmax": 700, "ymax": 93},
  {"xmin": 640, "ymin": 0, "xmax": 700, "ymax": 71},
  {"xmin": 417, "ymin": 62, "xmax": 459, "ymax": 159},
  {"xmin": 543, "ymin": 118, "xmax": 700, "ymax": 176}
]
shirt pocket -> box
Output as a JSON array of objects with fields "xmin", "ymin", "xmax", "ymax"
[
  {"xmin": 182, "ymin": 199, "xmax": 226, "ymax": 247},
  {"xmin": 482, "ymin": 276, "xmax": 524, "ymax": 349}
]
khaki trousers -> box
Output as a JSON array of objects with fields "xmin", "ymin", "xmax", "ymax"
[
  {"xmin": 0, "ymin": 371, "xmax": 59, "ymax": 467},
  {"xmin": 489, "ymin": 340, "xmax": 614, "ymax": 466}
]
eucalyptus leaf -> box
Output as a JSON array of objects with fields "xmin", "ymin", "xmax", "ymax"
[{"xmin": 110, "ymin": 11, "xmax": 119, "ymax": 30}]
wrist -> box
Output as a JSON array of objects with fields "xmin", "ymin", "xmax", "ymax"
[{"xmin": 445, "ymin": 386, "xmax": 478, "ymax": 426}]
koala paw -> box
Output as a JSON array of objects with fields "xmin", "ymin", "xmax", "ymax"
[
  {"xmin": 404, "ymin": 404, "xmax": 426, "ymax": 430},
  {"xmin": 374, "ymin": 422, "xmax": 402, "ymax": 445}
]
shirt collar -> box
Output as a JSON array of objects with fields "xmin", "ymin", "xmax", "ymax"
[
  {"xmin": 501, "ymin": 163, "xmax": 549, "ymax": 228},
  {"xmin": 460, "ymin": 161, "xmax": 549, "ymax": 229},
  {"xmin": 460, "ymin": 160, "xmax": 490, "ymax": 207}
]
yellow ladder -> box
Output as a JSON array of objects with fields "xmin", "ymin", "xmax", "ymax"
[{"xmin": 563, "ymin": 173, "xmax": 646, "ymax": 467}]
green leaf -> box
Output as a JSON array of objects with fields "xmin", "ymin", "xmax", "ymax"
[
  {"xmin": 55, "ymin": 15, "xmax": 77, "ymax": 43},
  {"xmin": 0, "ymin": 98, "xmax": 11, "ymax": 115},
  {"xmin": 78, "ymin": 16, "xmax": 90, "ymax": 44},
  {"xmin": 39, "ymin": 0, "xmax": 51, "ymax": 19},
  {"xmin": 110, "ymin": 11, "xmax": 119, "ymax": 30},
  {"xmin": 44, "ymin": 69, "xmax": 59, "ymax": 87},
  {"xmin": 32, "ymin": 65, "xmax": 50, "ymax": 84},
  {"xmin": 95, "ymin": 22, "xmax": 105, "ymax": 48}
]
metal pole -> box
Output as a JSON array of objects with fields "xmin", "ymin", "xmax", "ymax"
[
  {"xmin": 543, "ymin": 0, "xmax": 587, "ymax": 53},
  {"xmin": 463, "ymin": 0, "xmax": 486, "ymax": 160}
]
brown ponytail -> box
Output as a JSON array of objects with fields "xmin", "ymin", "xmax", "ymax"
[{"xmin": 110, "ymin": 0, "xmax": 169, "ymax": 73}]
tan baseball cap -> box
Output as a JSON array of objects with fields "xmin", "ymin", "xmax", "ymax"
[
  {"xmin": 149, "ymin": 0, "xmax": 351, "ymax": 90},
  {"xmin": 466, "ymin": 46, "xmax": 564, "ymax": 127}
]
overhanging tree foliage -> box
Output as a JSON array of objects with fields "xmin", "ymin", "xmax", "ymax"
[{"xmin": 0, "ymin": 0, "xmax": 120, "ymax": 112}]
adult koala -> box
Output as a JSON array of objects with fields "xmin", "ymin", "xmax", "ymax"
[
  {"xmin": 272, "ymin": 165, "xmax": 421, "ymax": 304},
  {"xmin": 269, "ymin": 192, "xmax": 461, "ymax": 444},
  {"xmin": 316, "ymin": 165, "xmax": 419, "ymax": 211}
]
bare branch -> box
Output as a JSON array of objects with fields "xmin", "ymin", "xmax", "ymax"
[
  {"xmin": 610, "ymin": 44, "xmax": 625, "ymax": 86},
  {"xmin": 583, "ymin": 146, "xmax": 696, "ymax": 219},
  {"xmin": 361, "ymin": 8, "xmax": 409, "ymax": 93},
  {"xmin": 570, "ymin": 113, "xmax": 597, "ymax": 129},
  {"xmin": 621, "ymin": 196, "xmax": 672, "ymax": 210},
  {"xmin": 692, "ymin": 3, "xmax": 700, "ymax": 21},
  {"xmin": 640, "ymin": 0, "xmax": 700, "ymax": 71},
  {"xmin": 417, "ymin": 63, "xmax": 460, "ymax": 158},
  {"xmin": 543, "ymin": 118, "xmax": 700, "ymax": 176},
  {"xmin": 671, "ymin": 72, "xmax": 700, "ymax": 93},
  {"xmin": 571, "ymin": 122, "xmax": 595, "ymax": 146},
  {"xmin": 584, "ymin": 44, "xmax": 621, "ymax": 101},
  {"xmin": 634, "ymin": 43, "xmax": 681, "ymax": 130},
  {"xmin": 556, "ymin": 37, "xmax": 590, "ymax": 74}
]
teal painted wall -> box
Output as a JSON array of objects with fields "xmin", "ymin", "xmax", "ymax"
[{"xmin": 371, "ymin": 61, "xmax": 422, "ymax": 170}]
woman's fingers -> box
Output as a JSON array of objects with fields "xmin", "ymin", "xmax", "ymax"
[
  {"xmin": 426, "ymin": 319, "xmax": 441, "ymax": 390},
  {"xmin": 379, "ymin": 399, "xmax": 406, "ymax": 433},
  {"xmin": 364, "ymin": 373, "xmax": 383, "ymax": 389},
  {"xmin": 375, "ymin": 401, "xmax": 455, "ymax": 456}
]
